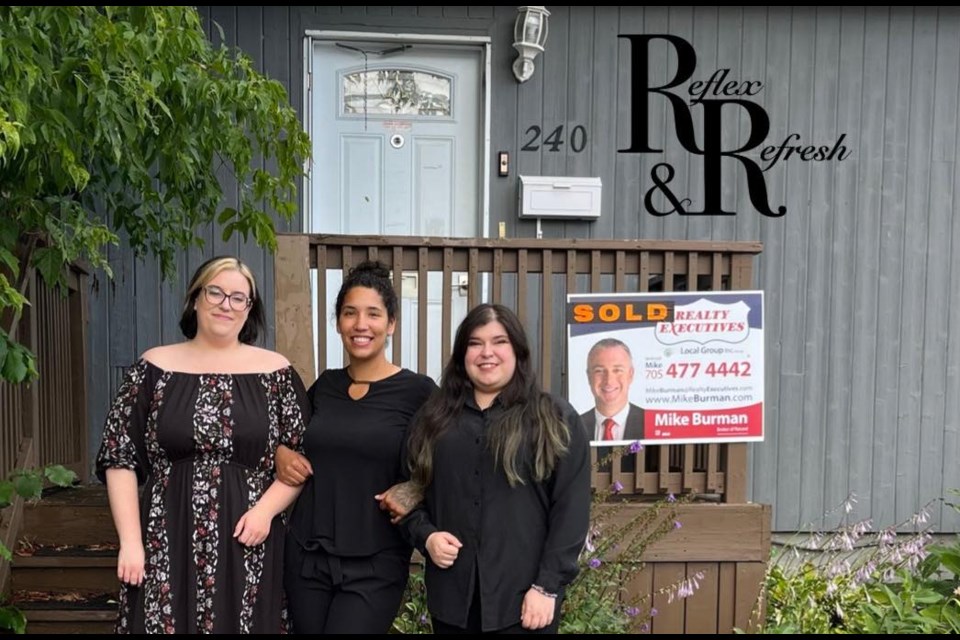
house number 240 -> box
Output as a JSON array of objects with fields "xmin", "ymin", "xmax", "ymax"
[{"xmin": 521, "ymin": 125, "xmax": 588, "ymax": 153}]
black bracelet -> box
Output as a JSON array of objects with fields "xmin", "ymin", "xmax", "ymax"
[{"xmin": 530, "ymin": 583, "xmax": 558, "ymax": 599}]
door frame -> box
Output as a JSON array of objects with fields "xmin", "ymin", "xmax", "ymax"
[{"xmin": 302, "ymin": 30, "xmax": 492, "ymax": 239}]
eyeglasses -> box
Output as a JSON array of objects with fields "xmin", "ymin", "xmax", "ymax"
[{"xmin": 202, "ymin": 285, "xmax": 253, "ymax": 311}]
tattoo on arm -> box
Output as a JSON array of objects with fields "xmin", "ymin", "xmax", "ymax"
[{"xmin": 390, "ymin": 481, "xmax": 423, "ymax": 513}]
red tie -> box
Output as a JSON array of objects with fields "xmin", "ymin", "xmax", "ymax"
[{"xmin": 603, "ymin": 418, "xmax": 616, "ymax": 441}]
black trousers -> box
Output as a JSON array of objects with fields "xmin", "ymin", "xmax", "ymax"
[
  {"xmin": 284, "ymin": 536, "xmax": 410, "ymax": 634},
  {"xmin": 431, "ymin": 576, "xmax": 562, "ymax": 635}
]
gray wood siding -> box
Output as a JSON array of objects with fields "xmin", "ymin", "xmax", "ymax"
[{"xmin": 86, "ymin": 6, "xmax": 960, "ymax": 531}]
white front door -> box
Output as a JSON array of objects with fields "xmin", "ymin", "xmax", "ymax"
[{"xmin": 308, "ymin": 38, "xmax": 484, "ymax": 377}]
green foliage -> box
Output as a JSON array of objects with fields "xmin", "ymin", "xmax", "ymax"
[
  {"xmin": 0, "ymin": 465, "xmax": 76, "ymax": 510},
  {"xmin": 0, "ymin": 608, "xmax": 26, "ymax": 635},
  {"xmin": 560, "ymin": 492, "xmax": 685, "ymax": 634},
  {"xmin": 0, "ymin": 465, "xmax": 78, "ymax": 633},
  {"xmin": 763, "ymin": 562, "xmax": 860, "ymax": 634},
  {"xmin": 755, "ymin": 493, "xmax": 960, "ymax": 635},
  {"xmin": 391, "ymin": 565, "xmax": 432, "ymax": 634},
  {"xmin": 0, "ymin": 6, "xmax": 310, "ymax": 383}
]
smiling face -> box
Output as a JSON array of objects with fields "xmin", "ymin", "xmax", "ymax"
[
  {"xmin": 336, "ymin": 285, "xmax": 396, "ymax": 363},
  {"xmin": 587, "ymin": 344, "xmax": 635, "ymax": 417},
  {"xmin": 194, "ymin": 268, "xmax": 253, "ymax": 343},
  {"xmin": 464, "ymin": 320, "xmax": 517, "ymax": 407}
]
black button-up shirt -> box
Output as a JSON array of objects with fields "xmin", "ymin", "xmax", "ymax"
[{"xmin": 402, "ymin": 393, "xmax": 590, "ymax": 631}]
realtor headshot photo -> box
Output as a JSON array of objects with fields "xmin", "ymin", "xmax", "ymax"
[{"xmin": 579, "ymin": 337, "xmax": 645, "ymax": 446}]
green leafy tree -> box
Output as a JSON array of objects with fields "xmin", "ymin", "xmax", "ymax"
[{"xmin": 0, "ymin": 6, "xmax": 310, "ymax": 383}]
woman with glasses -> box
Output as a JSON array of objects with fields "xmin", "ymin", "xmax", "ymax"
[
  {"xmin": 96, "ymin": 256, "xmax": 309, "ymax": 633},
  {"xmin": 274, "ymin": 260, "xmax": 437, "ymax": 634}
]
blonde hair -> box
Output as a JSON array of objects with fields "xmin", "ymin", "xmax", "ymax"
[
  {"xmin": 182, "ymin": 256, "xmax": 257, "ymax": 312},
  {"xmin": 179, "ymin": 256, "xmax": 265, "ymax": 344}
]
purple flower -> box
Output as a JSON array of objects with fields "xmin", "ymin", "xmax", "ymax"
[
  {"xmin": 666, "ymin": 493, "xmax": 676, "ymax": 503},
  {"xmin": 629, "ymin": 441, "xmax": 643, "ymax": 454},
  {"xmin": 673, "ymin": 520, "xmax": 682, "ymax": 529},
  {"xmin": 420, "ymin": 614, "xmax": 428, "ymax": 624},
  {"xmin": 588, "ymin": 557, "xmax": 602, "ymax": 569},
  {"xmin": 650, "ymin": 607, "xmax": 658, "ymax": 617},
  {"xmin": 612, "ymin": 481, "xmax": 624, "ymax": 493},
  {"xmin": 640, "ymin": 622, "xmax": 650, "ymax": 633},
  {"xmin": 625, "ymin": 606, "xmax": 640, "ymax": 617}
]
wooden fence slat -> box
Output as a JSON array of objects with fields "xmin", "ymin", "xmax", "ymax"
[
  {"xmin": 468, "ymin": 247, "xmax": 479, "ymax": 310},
  {"xmin": 492, "ymin": 248, "xmax": 503, "ymax": 304},
  {"xmin": 517, "ymin": 249, "xmax": 528, "ymax": 327},
  {"xmin": 541, "ymin": 249, "xmax": 552, "ymax": 390},
  {"xmin": 392, "ymin": 247, "xmax": 404, "ymax": 367},
  {"xmin": 315, "ymin": 245, "xmax": 328, "ymax": 377},
  {"xmin": 685, "ymin": 562, "xmax": 719, "ymax": 634},
  {"xmin": 341, "ymin": 246, "xmax": 352, "ymax": 365},
  {"xmin": 442, "ymin": 248, "xmax": 454, "ymax": 366},
  {"xmin": 417, "ymin": 248, "xmax": 428, "ymax": 375},
  {"xmin": 651, "ymin": 562, "xmax": 686, "ymax": 634}
]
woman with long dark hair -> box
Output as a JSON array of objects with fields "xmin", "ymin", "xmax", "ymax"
[{"xmin": 402, "ymin": 303, "xmax": 590, "ymax": 634}]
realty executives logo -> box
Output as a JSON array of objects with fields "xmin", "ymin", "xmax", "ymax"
[{"xmin": 619, "ymin": 35, "xmax": 852, "ymax": 218}]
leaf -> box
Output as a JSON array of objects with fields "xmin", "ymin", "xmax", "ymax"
[
  {"xmin": 44, "ymin": 464, "xmax": 78, "ymax": 487},
  {"xmin": 0, "ymin": 605, "xmax": 27, "ymax": 634},
  {"xmin": 0, "ymin": 246, "xmax": 18, "ymax": 275},
  {"xmin": 937, "ymin": 551, "xmax": 960, "ymax": 578},
  {"xmin": 0, "ymin": 480, "xmax": 14, "ymax": 507},
  {"xmin": 0, "ymin": 335, "xmax": 8, "ymax": 371},
  {"xmin": 913, "ymin": 589, "xmax": 943, "ymax": 605},
  {"xmin": 32, "ymin": 246, "xmax": 64, "ymax": 289},
  {"xmin": 943, "ymin": 604, "xmax": 960, "ymax": 633},
  {"xmin": 12, "ymin": 471, "xmax": 43, "ymax": 501},
  {"xmin": 0, "ymin": 542, "xmax": 11, "ymax": 562},
  {"xmin": 217, "ymin": 207, "xmax": 238, "ymax": 224},
  {"xmin": 2, "ymin": 345, "xmax": 29, "ymax": 383},
  {"xmin": 882, "ymin": 584, "xmax": 905, "ymax": 619}
]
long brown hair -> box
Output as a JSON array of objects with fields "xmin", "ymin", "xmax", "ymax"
[{"xmin": 407, "ymin": 304, "xmax": 570, "ymax": 487}]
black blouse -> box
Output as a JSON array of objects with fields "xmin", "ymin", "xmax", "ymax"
[
  {"xmin": 401, "ymin": 393, "xmax": 591, "ymax": 631},
  {"xmin": 287, "ymin": 368, "xmax": 437, "ymax": 556}
]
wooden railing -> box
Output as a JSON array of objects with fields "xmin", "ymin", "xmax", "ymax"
[
  {"xmin": 275, "ymin": 234, "xmax": 762, "ymax": 502},
  {"xmin": 0, "ymin": 261, "xmax": 89, "ymax": 593},
  {"xmin": 0, "ymin": 264, "xmax": 90, "ymax": 481}
]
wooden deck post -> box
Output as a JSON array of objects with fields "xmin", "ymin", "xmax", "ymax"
[{"xmin": 274, "ymin": 235, "xmax": 316, "ymax": 386}]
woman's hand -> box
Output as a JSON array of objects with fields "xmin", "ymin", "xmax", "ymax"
[
  {"xmin": 375, "ymin": 481, "xmax": 423, "ymax": 524},
  {"xmin": 116, "ymin": 541, "xmax": 145, "ymax": 586},
  {"xmin": 233, "ymin": 506, "xmax": 273, "ymax": 547},
  {"xmin": 520, "ymin": 587, "xmax": 556, "ymax": 630},
  {"xmin": 425, "ymin": 531, "xmax": 462, "ymax": 569},
  {"xmin": 275, "ymin": 444, "xmax": 312, "ymax": 486}
]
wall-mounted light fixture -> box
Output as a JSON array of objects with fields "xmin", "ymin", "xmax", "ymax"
[{"xmin": 512, "ymin": 6, "xmax": 550, "ymax": 83}]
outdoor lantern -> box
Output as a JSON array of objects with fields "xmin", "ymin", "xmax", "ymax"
[{"xmin": 512, "ymin": 6, "xmax": 550, "ymax": 83}]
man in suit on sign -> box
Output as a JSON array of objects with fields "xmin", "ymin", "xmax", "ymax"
[{"xmin": 580, "ymin": 338, "xmax": 645, "ymax": 443}]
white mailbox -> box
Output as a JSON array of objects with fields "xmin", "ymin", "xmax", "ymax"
[{"xmin": 518, "ymin": 175, "xmax": 602, "ymax": 220}]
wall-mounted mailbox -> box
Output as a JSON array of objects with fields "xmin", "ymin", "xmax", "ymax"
[{"xmin": 518, "ymin": 175, "xmax": 602, "ymax": 220}]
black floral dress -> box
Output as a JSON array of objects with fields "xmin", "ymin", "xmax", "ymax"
[{"xmin": 96, "ymin": 359, "xmax": 308, "ymax": 634}]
